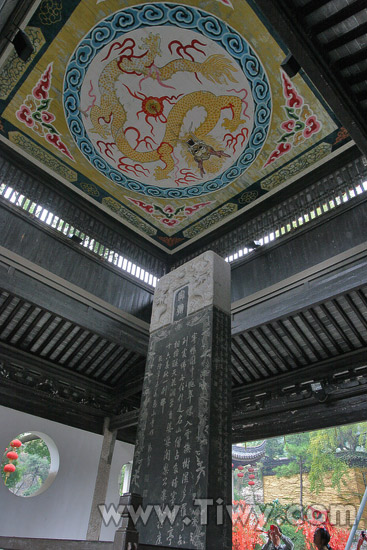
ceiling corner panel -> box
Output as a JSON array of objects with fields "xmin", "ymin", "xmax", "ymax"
[{"xmin": 0, "ymin": 0, "xmax": 349, "ymax": 251}]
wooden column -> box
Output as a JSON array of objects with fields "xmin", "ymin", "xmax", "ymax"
[{"xmin": 87, "ymin": 418, "xmax": 117, "ymax": 541}]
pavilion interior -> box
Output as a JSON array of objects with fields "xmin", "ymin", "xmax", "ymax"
[{"xmin": 0, "ymin": 0, "xmax": 366, "ymax": 546}]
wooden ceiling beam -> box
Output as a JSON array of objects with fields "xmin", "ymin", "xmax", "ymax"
[
  {"xmin": 309, "ymin": 0, "xmax": 367, "ymax": 35},
  {"xmin": 324, "ymin": 22, "xmax": 367, "ymax": 52},
  {"xmin": 298, "ymin": 0, "xmax": 333, "ymax": 18},
  {"xmin": 333, "ymin": 46, "xmax": 367, "ymax": 72},
  {"xmin": 5, "ymin": 304, "xmax": 36, "ymax": 343},
  {"xmin": 253, "ymin": 0, "xmax": 367, "ymax": 157}
]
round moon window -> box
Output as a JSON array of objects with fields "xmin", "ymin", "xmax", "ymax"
[{"xmin": 1, "ymin": 432, "xmax": 59, "ymax": 497}]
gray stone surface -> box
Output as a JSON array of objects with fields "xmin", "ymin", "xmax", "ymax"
[
  {"xmin": 131, "ymin": 253, "xmax": 231, "ymax": 549},
  {"xmin": 150, "ymin": 251, "xmax": 231, "ymax": 333}
]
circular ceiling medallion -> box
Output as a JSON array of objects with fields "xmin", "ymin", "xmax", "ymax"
[{"xmin": 64, "ymin": 3, "xmax": 271, "ymax": 198}]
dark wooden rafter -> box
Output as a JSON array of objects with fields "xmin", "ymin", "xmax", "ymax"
[
  {"xmin": 275, "ymin": 319, "xmax": 309, "ymax": 363},
  {"xmin": 332, "ymin": 297, "xmax": 367, "ymax": 347},
  {"xmin": 357, "ymin": 288, "xmax": 367, "ymax": 309},
  {"xmin": 78, "ymin": 340, "xmax": 112, "ymax": 375},
  {"xmin": 16, "ymin": 309, "xmax": 44, "ymax": 346},
  {"xmin": 307, "ymin": 306, "xmax": 344, "ymax": 354},
  {"xmin": 231, "ymin": 339, "xmax": 256, "ymax": 382},
  {"xmin": 57, "ymin": 331, "xmax": 94, "ymax": 364},
  {"xmin": 288, "ymin": 315, "xmax": 323, "ymax": 362},
  {"xmin": 111, "ymin": 356, "xmax": 146, "ymax": 386},
  {"xmin": 324, "ymin": 22, "xmax": 367, "ymax": 53},
  {"xmin": 97, "ymin": 347, "xmax": 134, "ymax": 381},
  {"xmin": 87, "ymin": 343, "xmax": 121, "ymax": 378},
  {"xmin": 108, "ymin": 351, "xmax": 140, "ymax": 385},
  {"xmin": 254, "ymin": 0, "xmax": 367, "ymax": 156},
  {"xmin": 0, "ymin": 293, "xmax": 12, "ymax": 316},
  {"xmin": 248, "ymin": 328, "xmax": 287, "ymax": 372},
  {"xmin": 347, "ymin": 69, "xmax": 367, "ymax": 86},
  {"xmin": 231, "ymin": 337, "xmax": 262, "ymax": 380},
  {"xmin": 238, "ymin": 333, "xmax": 274, "ymax": 377},
  {"xmin": 230, "ymin": 360, "xmax": 248, "ymax": 385},
  {"xmin": 74, "ymin": 335, "xmax": 104, "ymax": 370},
  {"xmin": 255, "ymin": 326, "xmax": 294, "ymax": 371},
  {"xmin": 44, "ymin": 323, "xmax": 78, "ymax": 360},
  {"xmin": 34, "ymin": 318, "xmax": 65, "ymax": 355},
  {"xmin": 319, "ymin": 302, "xmax": 354, "ymax": 351},
  {"xmin": 0, "ymin": 299, "xmax": 26, "ymax": 334},
  {"xmin": 297, "ymin": 311, "xmax": 332, "ymax": 356},
  {"xmin": 5, "ymin": 304, "xmax": 36, "ymax": 343},
  {"xmin": 266, "ymin": 323, "xmax": 302, "ymax": 366},
  {"xmin": 309, "ymin": 0, "xmax": 367, "ymax": 35},
  {"xmin": 345, "ymin": 293, "xmax": 367, "ymax": 333},
  {"xmin": 297, "ymin": 0, "xmax": 332, "ymax": 17},
  {"xmin": 24, "ymin": 313, "xmax": 55, "ymax": 352},
  {"xmin": 333, "ymin": 47, "xmax": 367, "ymax": 72}
]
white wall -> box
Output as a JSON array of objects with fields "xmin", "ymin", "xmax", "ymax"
[
  {"xmin": 100, "ymin": 441, "xmax": 134, "ymax": 541},
  {"xmin": 0, "ymin": 405, "xmax": 134, "ymax": 541}
]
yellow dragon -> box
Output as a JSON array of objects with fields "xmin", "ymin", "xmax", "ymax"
[{"xmin": 89, "ymin": 33, "xmax": 247, "ymax": 179}]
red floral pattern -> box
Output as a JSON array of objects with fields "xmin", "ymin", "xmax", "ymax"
[
  {"xmin": 127, "ymin": 197, "xmax": 212, "ymax": 227},
  {"xmin": 16, "ymin": 63, "xmax": 74, "ymax": 161},
  {"xmin": 264, "ymin": 70, "xmax": 322, "ymax": 168}
]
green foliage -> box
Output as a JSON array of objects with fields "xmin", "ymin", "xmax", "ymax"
[
  {"xmin": 274, "ymin": 433, "xmax": 311, "ymax": 478},
  {"xmin": 264, "ymin": 437, "xmax": 286, "ymax": 460},
  {"xmin": 23, "ymin": 438, "xmax": 51, "ymax": 460},
  {"xmin": 308, "ymin": 423, "xmax": 367, "ymax": 493},
  {"xmin": 264, "ymin": 422, "xmax": 367, "ymax": 495}
]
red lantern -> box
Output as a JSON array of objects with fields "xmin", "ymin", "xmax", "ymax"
[
  {"xmin": 238, "ymin": 465, "xmax": 244, "ymax": 470},
  {"xmin": 248, "ymin": 467, "xmax": 255, "ymax": 472},
  {"xmin": 6, "ymin": 451, "xmax": 18, "ymax": 461},
  {"xmin": 232, "ymin": 463, "xmax": 234, "ymax": 468},
  {"xmin": 10, "ymin": 439, "xmax": 22, "ymax": 448},
  {"xmin": 249, "ymin": 474, "xmax": 255, "ymax": 479},
  {"xmin": 3, "ymin": 462, "xmax": 16, "ymax": 486},
  {"xmin": 248, "ymin": 480, "xmax": 255, "ymax": 486},
  {"xmin": 237, "ymin": 472, "xmax": 244, "ymax": 478}
]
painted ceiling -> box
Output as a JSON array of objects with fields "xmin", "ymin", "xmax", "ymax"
[{"xmin": 0, "ymin": 0, "xmax": 350, "ymax": 251}]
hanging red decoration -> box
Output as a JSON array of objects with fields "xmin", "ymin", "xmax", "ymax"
[
  {"xmin": 249, "ymin": 474, "xmax": 255, "ymax": 479},
  {"xmin": 232, "ymin": 463, "xmax": 234, "ymax": 468},
  {"xmin": 6, "ymin": 451, "xmax": 18, "ymax": 461},
  {"xmin": 248, "ymin": 467, "xmax": 255, "ymax": 472},
  {"xmin": 237, "ymin": 472, "xmax": 244, "ymax": 478},
  {"xmin": 248, "ymin": 480, "xmax": 255, "ymax": 486},
  {"xmin": 3, "ymin": 439, "xmax": 22, "ymax": 485},
  {"xmin": 238, "ymin": 465, "xmax": 244, "ymax": 470},
  {"xmin": 3, "ymin": 463, "xmax": 16, "ymax": 484}
]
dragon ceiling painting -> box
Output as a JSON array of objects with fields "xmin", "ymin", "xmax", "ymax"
[{"xmin": 0, "ymin": 0, "xmax": 350, "ymax": 250}]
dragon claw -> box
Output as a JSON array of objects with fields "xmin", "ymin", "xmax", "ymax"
[
  {"xmin": 154, "ymin": 166, "xmax": 168, "ymax": 180},
  {"xmin": 222, "ymin": 118, "xmax": 246, "ymax": 132},
  {"xmin": 91, "ymin": 126, "xmax": 111, "ymax": 139}
]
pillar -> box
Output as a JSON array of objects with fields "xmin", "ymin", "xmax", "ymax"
[
  {"xmin": 130, "ymin": 251, "xmax": 232, "ymax": 549},
  {"xmin": 87, "ymin": 418, "xmax": 117, "ymax": 540}
]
